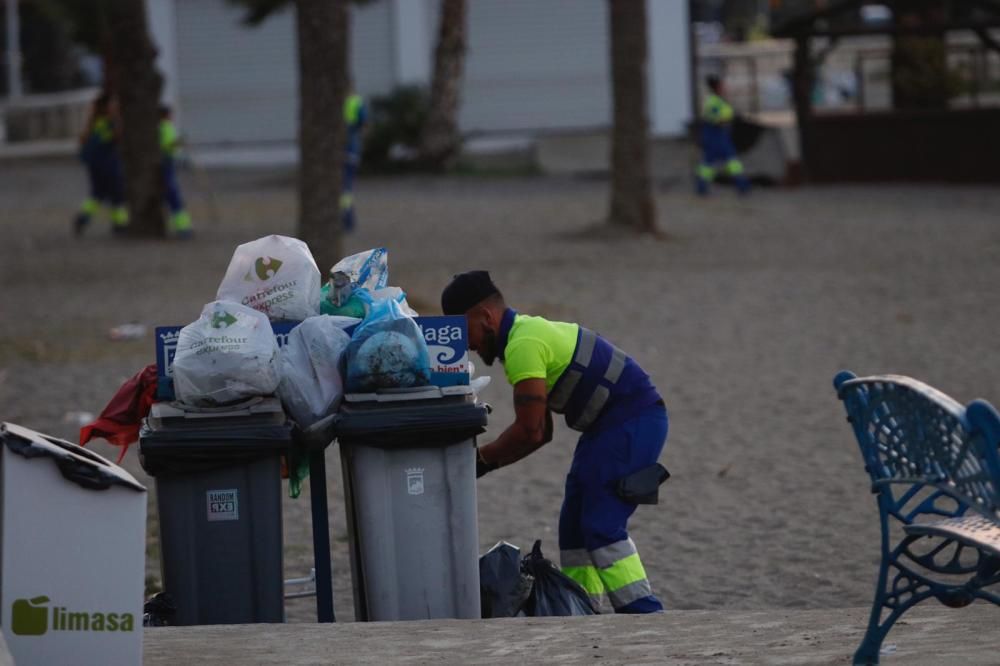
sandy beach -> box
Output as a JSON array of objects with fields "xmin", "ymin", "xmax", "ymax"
[{"xmin": 1, "ymin": 158, "xmax": 998, "ymax": 624}]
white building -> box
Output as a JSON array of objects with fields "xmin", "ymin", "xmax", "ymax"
[{"xmin": 147, "ymin": 0, "xmax": 692, "ymax": 160}]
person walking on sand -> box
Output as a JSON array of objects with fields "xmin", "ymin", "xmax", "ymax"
[
  {"xmin": 159, "ymin": 105, "xmax": 193, "ymax": 239},
  {"xmin": 341, "ymin": 87, "xmax": 368, "ymax": 231},
  {"xmin": 441, "ymin": 271, "xmax": 669, "ymax": 614},
  {"xmin": 696, "ymin": 74, "xmax": 750, "ymax": 196},
  {"xmin": 74, "ymin": 92, "xmax": 129, "ymax": 235}
]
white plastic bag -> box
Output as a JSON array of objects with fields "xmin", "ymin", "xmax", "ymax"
[
  {"xmin": 172, "ymin": 301, "xmax": 280, "ymax": 406},
  {"xmin": 217, "ymin": 235, "xmax": 322, "ymax": 321},
  {"xmin": 369, "ymin": 287, "xmax": 418, "ymax": 316},
  {"xmin": 277, "ymin": 316, "xmax": 352, "ymax": 427},
  {"xmin": 329, "ymin": 248, "xmax": 388, "ymax": 292}
]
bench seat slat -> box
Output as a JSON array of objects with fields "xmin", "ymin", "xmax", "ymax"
[{"xmin": 904, "ymin": 515, "xmax": 1000, "ymax": 558}]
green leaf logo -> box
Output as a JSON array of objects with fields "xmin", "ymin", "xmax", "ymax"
[
  {"xmin": 12, "ymin": 596, "xmax": 50, "ymax": 636},
  {"xmin": 256, "ymin": 256, "xmax": 282, "ymax": 281},
  {"xmin": 242, "ymin": 256, "xmax": 283, "ymax": 282},
  {"xmin": 211, "ymin": 311, "xmax": 238, "ymax": 328}
]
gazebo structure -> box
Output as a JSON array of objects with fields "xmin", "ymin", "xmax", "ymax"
[{"xmin": 773, "ymin": 0, "xmax": 1000, "ymax": 182}]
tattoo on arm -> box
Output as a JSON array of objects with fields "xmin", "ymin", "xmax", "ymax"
[{"xmin": 514, "ymin": 394, "xmax": 547, "ymax": 406}]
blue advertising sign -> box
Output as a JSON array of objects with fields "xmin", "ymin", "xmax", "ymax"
[{"xmin": 155, "ymin": 316, "xmax": 469, "ymax": 400}]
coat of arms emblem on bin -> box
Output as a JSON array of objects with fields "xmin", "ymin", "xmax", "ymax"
[{"xmin": 406, "ymin": 468, "xmax": 424, "ymax": 495}]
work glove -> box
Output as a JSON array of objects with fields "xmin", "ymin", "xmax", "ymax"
[{"xmin": 476, "ymin": 449, "xmax": 498, "ymax": 478}]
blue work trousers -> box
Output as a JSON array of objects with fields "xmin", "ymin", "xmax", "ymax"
[
  {"xmin": 559, "ymin": 403, "xmax": 668, "ymax": 613},
  {"xmin": 161, "ymin": 158, "xmax": 184, "ymax": 213}
]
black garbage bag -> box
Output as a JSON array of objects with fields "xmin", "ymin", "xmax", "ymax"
[
  {"xmin": 520, "ymin": 540, "xmax": 600, "ymax": 616},
  {"xmin": 142, "ymin": 592, "xmax": 176, "ymax": 627},
  {"xmin": 479, "ymin": 541, "xmax": 534, "ymax": 618}
]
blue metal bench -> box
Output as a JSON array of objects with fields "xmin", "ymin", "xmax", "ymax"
[{"xmin": 833, "ymin": 372, "xmax": 1000, "ymax": 665}]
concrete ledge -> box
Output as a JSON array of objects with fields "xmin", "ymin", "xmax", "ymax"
[{"xmin": 144, "ymin": 604, "xmax": 998, "ymax": 665}]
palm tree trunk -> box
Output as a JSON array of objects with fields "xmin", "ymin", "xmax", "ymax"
[
  {"xmin": 295, "ymin": 0, "xmax": 348, "ymax": 275},
  {"xmin": 106, "ymin": 0, "xmax": 164, "ymax": 237},
  {"xmin": 418, "ymin": 0, "xmax": 467, "ymax": 169},
  {"xmin": 607, "ymin": 0, "xmax": 656, "ymax": 233}
]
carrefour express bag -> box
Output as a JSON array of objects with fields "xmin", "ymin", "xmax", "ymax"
[
  {"xmin": 277, "ymin": 316, "xmax": 352, "ymax": 427},
  {"xmin": 345, "ymin": 298, "xmax": 431, "ymax": 392},
  {"xmin": 216, "ymin": 235, "xmax": 322, "ymax": 321},
  {"xmin": 172, "ymin": 301, "xmax": 280, "ymax": 406}
]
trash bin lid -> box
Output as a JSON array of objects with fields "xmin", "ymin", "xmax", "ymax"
[
  {"xmin": 145, "ymin": 396, "xmax": 286, "ymax": 431},
  {"xmin": 335, "ymin": 398, "xmax": 488, "ymax": 449},
  {"xmin": 1, "ymin": 422, "xmax": 146, "ymax": 492},
  {"xmin": 139, "ymin": 398, "xmax": 292, "ymax": 477},
  {"xmin": 343, "ymin": 385, "xmax": 474, "ymax": 405}
]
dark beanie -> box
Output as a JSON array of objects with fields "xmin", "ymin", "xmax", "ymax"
[{"xmin": 441, "ymin": 270, "xmax": 501, "ymax": 315}]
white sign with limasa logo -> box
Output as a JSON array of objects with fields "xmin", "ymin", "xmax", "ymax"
[
  {"xmin": 11, "ymin": 595, "xmax": 136, "ymax": 635},
  {"xmin": 1, "ymin": 433, "xmax": 146, "ymax": 666}
]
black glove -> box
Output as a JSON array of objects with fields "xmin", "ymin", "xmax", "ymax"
[{"xmin": 476, "ymin": 450, "xmax": 499, "ymax": 478}]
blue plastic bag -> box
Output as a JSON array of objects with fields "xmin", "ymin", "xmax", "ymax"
[{"xmin": 345, "ymin": 298, "xmax": 431, "ymax": 392}]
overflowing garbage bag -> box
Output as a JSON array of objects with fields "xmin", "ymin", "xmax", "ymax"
[
  {"xmin": 79, "ymin": 363, "xmax": 158, "ymax": 461},
  {"xmin": 143, "ymin": 592, "xmax": 177, "ymax": 627},
  {"xmin": 345, "ymin": 297, "xmax": 431, "ymax": 392},
  {"xmin": 217, "ymin": 234, "xmax": 322, "ymax": 321},
  {"xmin": 479, "ymin": 541, "xmax": 533, "ymax": 618},
  {"xmin": 321, "ymin": 269, "xmax": 369, "ymax": 318},
  {"xmin": 320, "ymin": 248, "xmax": 419, "ymax": 318},
  {"xmin": 330, "ymin": 247, "xmax": 388, "ymax": 292},
  {"xmin": 171, "ymin": 301, "xmax": 280, "ymax": 406},
  {"xmin": 520, "ymin": 540, "xmax": 600, "ymax": 617},
  {"xmin": 276, "ymin": 315, "xmax": 352, "ymax": 428}
]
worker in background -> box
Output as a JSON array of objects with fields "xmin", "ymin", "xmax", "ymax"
[
  {"xmin": 696, "ymin": 75, "xmax": 750, "ymax": 196},
  {"xmin": 341, "ymin": 88, "xmax": 368, "ymax": 231},
  {"xmin": 441, "ymin": 271, "xmax": 669, "ymax": 614},
  {"xmin": 74, "ymin": 92, "xmax": 128, "ymax": 235},
  {"xmin": 159, "ymin": 105, "xmax": 193, "ymax": 239}
]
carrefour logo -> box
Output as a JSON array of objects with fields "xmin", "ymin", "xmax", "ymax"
[
  {"xmin": 243, "ymin": 256, "xmax": 283, "ymax": 282},
  {"xmin": 210, "ymin": 310, "xmax": 238, "ymax": 329},
  {"xmin": 11, "ymin": 596, "xmax": 136, "ymax": 636}
]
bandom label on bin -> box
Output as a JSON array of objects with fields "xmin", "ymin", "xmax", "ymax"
[{"xmin": 206, "ymin": 489, "xmax": 239, "ymax": 522}]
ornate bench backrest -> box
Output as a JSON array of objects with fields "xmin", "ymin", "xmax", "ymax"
[{"xmin": 834, "ymin": 372, "xmax": 1000, "ymax": 523}]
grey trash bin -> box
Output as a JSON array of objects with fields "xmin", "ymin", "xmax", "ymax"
[
  {"xmin": 139, "ymin": 397, "xmax": 291, "ymax": 625},
  {"xmin": 336, "ymin": 386, "xmax": 488, "ymax": 621}
]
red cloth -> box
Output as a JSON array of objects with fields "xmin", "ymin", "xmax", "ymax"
[{"xmin": 80, "ymin": 364, "xmax": 159, "ymax": 463}]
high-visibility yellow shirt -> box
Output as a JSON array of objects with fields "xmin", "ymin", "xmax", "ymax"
[
  {"xmin": 344, "ymin": 94, "xmax": 364, "ymax": 126},
  {"xmin": 503, "ymin": 314, "xmax": 579, "ymax": 391},
  {"xmin": 92, "ymin": 116, "xmax": 114, "ymax": 142},
  {"xmin": 159, "ymin": 119, "xmax": 179, "ymax": 156},
  {"xmin": 702, "ymin": 93, "xmax": 734, "ymax": 124}
]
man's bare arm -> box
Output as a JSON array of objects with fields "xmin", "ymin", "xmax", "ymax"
[{"xmin": 478, "ymin": 378, "xmax": 550, "ymax": 467}]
